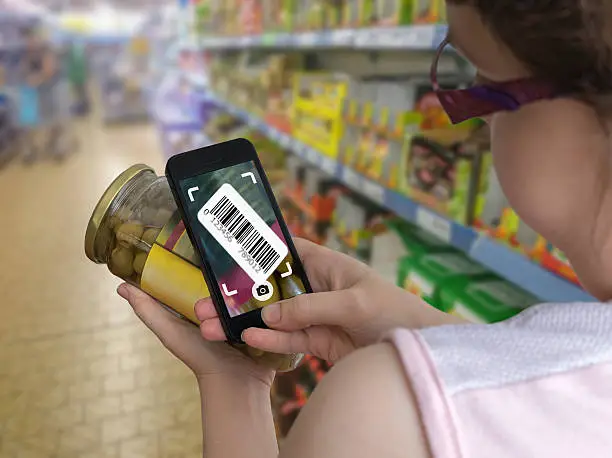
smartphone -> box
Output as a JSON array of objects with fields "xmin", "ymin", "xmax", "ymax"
[{"xmin": 166, "ymin": 138, "xmax": 313, "ymax": 344}]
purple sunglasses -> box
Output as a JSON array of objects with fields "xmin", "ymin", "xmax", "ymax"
[{"xmin": 431, "ymin": 37, "xmax": 560, "ymax": 124}]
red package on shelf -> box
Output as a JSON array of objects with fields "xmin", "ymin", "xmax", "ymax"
[{"xmin": 239, "ymin": 0, "xmax": 263, "ymax": 34}]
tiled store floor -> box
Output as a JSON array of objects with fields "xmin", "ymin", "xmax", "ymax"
[{"xmin": 0, "ymin": 117, "xmax": 203, "ymax": 458}]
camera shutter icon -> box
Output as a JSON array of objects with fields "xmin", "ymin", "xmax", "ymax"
[{"xmin": 252, "ymin": 281, "xmax": 274, "ymax": 302}]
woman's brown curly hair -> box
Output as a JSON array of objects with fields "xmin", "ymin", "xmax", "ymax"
[{"xmin": 447, "ymin": 1, "xmax": 612, "ymax": 105}]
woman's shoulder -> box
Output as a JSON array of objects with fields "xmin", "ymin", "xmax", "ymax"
[
  {"xmin": 389, "ymin": 302, "xmax": 612, "ymax": 458},
  {"xmin": 410, "ymin": 302, "xmax": 612, "ymax": 394}
]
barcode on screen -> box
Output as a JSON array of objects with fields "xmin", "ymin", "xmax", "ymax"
[
  {"xmin": 197, "ymin": 183, "xmax": 288, "ymax": 284},
  {"xmin": 210, "ymin": 195, "xmax": 280, "ymax": 272}
]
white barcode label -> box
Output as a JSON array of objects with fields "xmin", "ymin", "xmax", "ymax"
[
  {"xmin": 330, "ymin": 29, "xmax": 353, "ymax": 45},
  {"xmin": 362, "ymin": 179, "xmax": 385, "ymax": 205},
  {"xmin": 198, "ymin": 184, "xmax": 288, "ymax": 284},
  {"xmin": 416, "ymin": 208, "xmax": 452, "ymax": 243},
  {"xmin": 342, "ymin": 167, "xmax": 362, "ymax": 190},
  {"xmin": 306, "ymin": 147, "xmax": 319, "ymax": 164},
  {"xmin": 320, "ymin": 156, "xmax": 337, "ymax": 176},
  {"xmin": 299, "ymin": 32, "xmax": 317, "ymax": 46}
]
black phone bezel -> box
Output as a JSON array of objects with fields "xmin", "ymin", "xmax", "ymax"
[{"xmin": 165, "ymin": 138, "xmax": 312, "ymax": 344}]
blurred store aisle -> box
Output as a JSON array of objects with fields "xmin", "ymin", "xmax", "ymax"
[{"xmin": 0, "ymin": 117, "xmax": 203, "ymax": 458}]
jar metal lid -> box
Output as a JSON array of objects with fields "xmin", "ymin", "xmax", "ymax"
[{"xmin": 85, "ymin": 164, "xmax": 154, "ymax": 263}]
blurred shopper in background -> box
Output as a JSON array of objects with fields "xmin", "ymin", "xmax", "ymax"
[
  {"xmin": 21, "ymin": 25, "xmax": 74, "ymax": 161},
  {"xmin": 66, "ymin": 38, "xmax": 90, "ymax": 115},
  {"xmin": 21, "ymin": 25, "xmax": 58, "ymax": 161}
]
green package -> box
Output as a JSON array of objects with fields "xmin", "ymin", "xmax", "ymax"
[
  {"xmin": 377, "ymin": 0, "xmax": 416, "ymax": 26},
  {"xmin": 386, "ymin": 219, "xmax": 456, "ymax": 287},
  {"xmin": 403, "ymin": 252, "xmax": 490, "ymax": 309},
  {"xmin": 440, "ymin": 277, "xmax": 538, "ymax": 323}
]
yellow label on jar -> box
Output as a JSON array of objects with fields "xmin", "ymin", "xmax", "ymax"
[{"xmin": 140, "ymin": 244, "xmax": 209, "ymax": 324}]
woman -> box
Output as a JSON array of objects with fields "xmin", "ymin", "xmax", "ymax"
[
  {"xmin": 21, "ymin": 26, "xmax": 61, "ymax": 161},
  {"xmin": 119, "ymin": 2, "xmax": 612, "ymax": 457}
]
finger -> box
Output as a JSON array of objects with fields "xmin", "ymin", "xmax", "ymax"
[
  {"xmin": 117, "ymin": 282, "xmax": 195, "ymax": 333},
  {"xmin": 195, "ymin": 298, "xmax": 217, "ymax": 321},
  {"xmin": 293, "ymin": 237, "xmax": 369, "ymax": 291},
  {"xmin": 199, "ymin": 318, "xmax": 226, "ymax": 341},
  {"xmin": 261, "ymin": 289, "xmax": 359, "ymax": 332},
  {"xmin": 242, "ymin": 327, "xmax": 310, "ymax": 355}
]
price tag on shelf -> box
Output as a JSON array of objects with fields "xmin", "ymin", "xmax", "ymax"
[
  {"xmin": 238, "ymin": 36, "xmax": 254, "ymax": 47},
  {"xmin": 376, "ymin": 29, "xmax": 397, "ymax": 48},
  {"xmin": 362, "ymin": 179, "xmax": 385, "ymax": 205},
  {"xmin": 278, "ymin": 133, "xmax": 291, "ymax": 149},
  {"xmin": 320, "ymin": 156, "xmax": 337, "ymax": 176},
  {"xmin": 276, "ymin": 132, "xmax": 287, "ymax": 147},
  {"xmin": 401, "ymin": 29, "xmax": 419, "ymax": 48},
  {"xmin": 278, "ymin": 34, "xmax": 292, "ymax": 46},
  {"xmin": 342, "ymin": 167, "xmax": 362, "ymax": 190},
  {"xmin": 299, "ymin": 32, "xmax": 317, "ymax": 47},
  {"xmin": 353, "ymin": 30, "xmax": 375, "ymax": 47},
  {"xmin": 305, "ymin": 147, "xmax": 319, "ymax": 164},
  {"xmin": 416, "ymin": 208, "xmax": 452, "ymax": 243},
  {"xmin": 264, "ymin": 126, "xmax": 276, "ymax": 138},
  {"xmin": 261, "ymin": 34, "xmax": 276, "ymax": 46},
  {"xmin": 293, "ymin": 140, "xmax": 307, "ymax": 158},
  {"xmin": 267, "ymin": 128, "xmax": 278, "ymax": 141},
  {"xmin": 330, "ymin": 29, "xmax": 354, "ymax": 46},
  {"xmin": 400, "ymin": 26, "xmax": 436, "ymax": 49}
]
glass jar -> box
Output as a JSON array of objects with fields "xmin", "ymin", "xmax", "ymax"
[{"xmin": 85, "ymin": 164, "xmax": 303, "ymax": 372}]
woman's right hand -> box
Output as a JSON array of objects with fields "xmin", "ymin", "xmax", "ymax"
[{"xmin": 197, "ymin": 238, "xmax": 463, "ymax": 363}]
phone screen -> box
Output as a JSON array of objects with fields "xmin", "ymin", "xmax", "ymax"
[{"xmin": 179, "ymin": 161, "xmax": 307, "ymax": 317}]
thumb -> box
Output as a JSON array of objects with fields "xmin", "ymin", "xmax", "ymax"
[
  {"xmin": 261, "ymin": 289, "xmax": 360, "ymax": 332},
  {"xmin": 117, "ymin": 283, "xmax": 195, "ymax": 343}
]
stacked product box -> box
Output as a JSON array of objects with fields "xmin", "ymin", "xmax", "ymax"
[
  {"xmin": 401, "ymin": 130, "xmax": 492, "ymax": 226},
  {"xmin": 342, "ymin": 78, "xmax": 423, "ymax": 189},
  {"xmin": 341, "ymin": 77, "xmax": 486, "ymax": 216},
  {"xmin": 400, "ymin": 246, "xmax": 540, "ymax": 322},
  {"xmin": 291, "ymin": 73, "xmax": 348, "ymax": 158},
  {"xmin": 263, "ymin": 0, "xmax": 295, "ymax": 32},
  {"xmin": 210, "ymin": 53, "xmax": 304, "ymax": 126},
  {"xmin": 402, "ymin": 251, "xmax": 490, "ymax": 309},
  {"xmin": 439, "ymin": 276, "xmax": 538, "ymax": 323},
  {"xmin": 376, "ymin": 0, "xmax": 446, "ymax": 26},
  {"xmin": 369, "ymin": 219, "xmax": 452, "ymax": 285},
  {"xmin": 196, "ymin": 0, "xmax": 447, "ymax": 38}
]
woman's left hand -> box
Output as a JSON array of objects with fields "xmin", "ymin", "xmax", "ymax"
[{"xmin": 117, "ymin": 284, "xmax": 275, "ymax": 388}]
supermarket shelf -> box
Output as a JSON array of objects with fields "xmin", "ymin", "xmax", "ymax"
[
  {"xmin": 207, "ymin": 92, "xmax": 595, "ymax": 303},
  {"xmin": 0, "ymin": 44, "xmax": 24, "ymax": 51},
  {"xmin": 199, "ymin": 25, "xmax": 447, "ymax": 51},
  {"xmin": 0, "ymin": 12, "xmax": 39, "ymax": 22}
]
